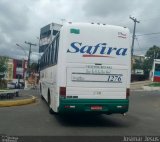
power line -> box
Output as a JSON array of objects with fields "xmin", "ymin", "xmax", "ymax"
[
  {"xmin": 136, "ymin": 36, "xmax": 160, "ymax": 46},
  {"xmin": 137, "ymin": 36, "xmax": 160, "ymax": 42},
  {"xmin": 135, "ymin": 38, "xmax": 141, "ymax": 49},
  {"xmin": 134, "ymin": 38, "xmax": 148, "ymax": 52},
  {"xmin": 138, "ymin": 15, "xmax": 160, "ymax": 22},
  {"xmin": 134, "ymin": 48, "xmax": 148, "ymax": 51},
  {"xmin": 16, "ymin": 44, "xmax": 28, "ymax": 59},
  {"xmin": 136, "ymin": 32, "xmax": 160, "ymax": 36}
]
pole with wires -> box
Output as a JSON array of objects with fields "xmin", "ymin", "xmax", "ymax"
[
  {"xmin": 24, "ymin": 41, "xmax": 37, "ymax": 76},
  {"xmin": 130, "ymin": 16, "xmax": 140, "ymax": 74},
  {"xmin": 130, "ymin": 16, "xmax": 140, "ymax": 56}
]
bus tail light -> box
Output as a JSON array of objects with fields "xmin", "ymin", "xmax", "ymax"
[
  {"xmin": 126, "ymin": 88, "xmax": 130, "ymax": 99},
  {"xmin": 64, "ymin": 105, "xmax": 75, "ymax": 109},
  {"xmin": 60, "ymin": 87, "xmax": 66, "ymax": 98}
]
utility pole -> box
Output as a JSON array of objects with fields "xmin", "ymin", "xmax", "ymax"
[
  {"xmin": 130, "ymin": 16, "xmax": 140, "ymax": 75},
  {"xmin": 24, "ymin": 41, "xmax": 36, "ymax": 74},
  {"xmin": 129, "ymin": 16, "xmax": 140, "ymax": 56}
]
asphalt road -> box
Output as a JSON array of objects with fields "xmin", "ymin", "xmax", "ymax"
[
  {"xmin": 131, "ymin": 80, "xmax": 151, "ymax": 90},
  {"xmin": 0, "ymin": 90, "xmax": 160, "ymax": 136}
]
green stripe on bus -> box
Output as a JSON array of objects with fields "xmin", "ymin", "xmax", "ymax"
[{"xmin": 58, "ymin": 99, "xmax": 129, "ymax": 114}]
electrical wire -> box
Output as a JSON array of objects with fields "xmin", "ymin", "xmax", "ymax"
[{"xmin": 136, "ymin": 32, "xmax": 160, "ymax": 36}]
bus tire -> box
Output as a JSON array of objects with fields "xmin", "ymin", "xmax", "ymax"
[
  {"xmin": 49, "ymin": 105, "xmax": 58, "ymax": 115},
  {"xmin": 49, "ymin": 108, "xmax": 55, "ymax": 114},
  {"xmin": 41, "ymin": 95, "xmax": 44, "ymax": 100},
  {"xmin": 40, "ymin": 84, "xmax": 44, "ymax": 100},
  {"xmin": 48, "ymin": 90, "xmax": 58, "ymax": 115}
]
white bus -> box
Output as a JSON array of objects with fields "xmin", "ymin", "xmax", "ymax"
[{"xmin": 39, "ymin": 22, "xmax": 131, "ymax": 115}]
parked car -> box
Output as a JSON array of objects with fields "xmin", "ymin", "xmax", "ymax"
[
  {"xmin": 7, "ymin": 82, "xmax": 16, "ymax": 89},
  {"xmin": 18, "ymin": 82, "xmax": 24, "ymax": 89},
  {"xmin": 7, "ymin": 81, "xmax": 24, "ymax": 89}
]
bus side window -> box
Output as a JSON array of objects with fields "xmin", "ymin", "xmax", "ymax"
[
  {"xmin": 47, "ymin": 48, "xmax": 49, "ymax": 66},
  {"xmin": 46, "ymin": 49, "xmax": 48, "ymax": 66},
  {"xmin": 43, "ymin": 55, "xmax": 45, "ymax": 68},
  {"xmin": 55, "ymin": 36, "xmax": 59, "ymax": 64},
  {"xmin": 48, "ymin": 46, "xmax": 50, "ymax": 66},
  {"xmin": 54, "ymin": 39, "xmax": 57, "ymax": 64},
  {"xmin": 43, "ymin": 54, "xmax": 44, "ymax": 68},
  {"xmin": 45, "ymin": 49, "xmax": 48, "ymax": 66},
  {"xmin": 51, "ymin": 41, "xmax": 55, "ymax": 65},
  {"xmin": 49, "ymin": 44, "xmax": 52, "ymax": 65},
  {"xmin": 44, "ymin": 53, "xmax": 46, "ymax": 68},
  {"xmin": 40, "ymin": 56, "xmax": 42, "ymax": 69},
  {"xmin": 42, "ymin": 56, "xmax": 44, "ymax": 68}
]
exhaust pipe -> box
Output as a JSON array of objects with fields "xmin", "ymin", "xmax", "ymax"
[{"xmin": 122, "ymin": 113, "xmax": 126, "ymax": 116}]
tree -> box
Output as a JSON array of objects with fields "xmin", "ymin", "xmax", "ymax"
[
  {"xmin": 30, "ymin": 63, "xmax": 38, "ymax": 72},
  {"xmin": 133, "ymin": 59, "xmax": 143, "ymax": 70},
  {"xmin": 143, "ymin": 45, "xmax": 160, "ymax": 77},
  {"xmin": 0, "ymin": 56, "xmax": 8, "ymax": 89},
  {"xmin": 0, "ymin": 56, "xmax": 8, "ymax": 79}
]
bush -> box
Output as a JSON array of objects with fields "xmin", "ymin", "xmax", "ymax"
[{"xmin": 0, "ymin": 79, "xmax": 7, "ymax": 89}]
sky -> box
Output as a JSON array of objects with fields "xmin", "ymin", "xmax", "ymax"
[{"xmin": 0, "ymin": 0, "xmax": 160, "ymax": 61}]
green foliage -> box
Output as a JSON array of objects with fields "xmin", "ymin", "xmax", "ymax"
[
  {"xmin": 0, "ymin": 80, "xmax": 7, "ymax": 89},
  {"xmin": 30, "ymin": 63, "xmax": 38, "ymax": 72},
  {"xmin": 142, "ymin": 45, "xmax": 160, "ymax": 77},
  {"xmin": 145, "ymin": 45, "xmax": 160, "ymax": 70},
  {"xmin": 148, "ymin": 82, "xmax": 160, "ymax": 87},
  {"xmin": 0, "ymin": 56, "xmax": 8, "ymax": 79},
  {"xmin": 0, "ymin": 57, "xmax": 8, "ymax": 89},
  {"xmin": 133, "ymin": 59, "xmax": 143, "ymax": 70}
]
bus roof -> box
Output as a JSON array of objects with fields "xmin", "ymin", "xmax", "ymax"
[{"xmin": 61, "ymin": 22, "xmax": 129, "ymax": 32}]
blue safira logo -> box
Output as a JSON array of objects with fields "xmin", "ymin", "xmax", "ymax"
[{"xmin": 67, "ymin": 42, "xmax": 128, "ymax": 58}]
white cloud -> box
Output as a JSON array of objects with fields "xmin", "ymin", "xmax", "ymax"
[{"xmin": 0, "ymin": 0, "xmax": 160, "ymax": 59}]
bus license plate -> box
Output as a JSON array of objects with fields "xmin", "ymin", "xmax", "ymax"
[{"xmin": 91, "ymin": 106, "xmax": 102, "ymax": 110}]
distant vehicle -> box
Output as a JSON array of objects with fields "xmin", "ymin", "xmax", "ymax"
[
  {"xmin": 7, "ymin": 80, "xmax": 24, "ymax": 89},
  {"xmin": 135, "ymin": 69, "xmax": 144, "ymax": 75},
  {"xmin": 19, "ymin": 82, "xmax": 24, "ymax": 88},
  {"xmin": 39, "ymin": 22, "xmax": 131, "ymax": 115},
  {"xmin": 7, "ymin": 82, "xmax": 16, "ymax": 89}
]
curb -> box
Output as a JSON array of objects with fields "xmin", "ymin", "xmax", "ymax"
[
  {"xmin": 131, "ymin": 80, "xmax": 151, "ymax": 85},
  {"xmin": 143, "ymin": 86, "xmax": 160, "ymax": 91},
  {"xmin": 0, "ymin": 96, "xmax": 36, "ymax": 107}
]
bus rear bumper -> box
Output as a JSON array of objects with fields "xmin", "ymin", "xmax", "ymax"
[{"xmin": 58, "ymin": 99, "xmax": 129, "ymax": 114}]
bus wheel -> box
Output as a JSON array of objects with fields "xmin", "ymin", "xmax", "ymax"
[
  {"xmin": 40, "ymin": 84, "xmax": 44, "ymax": 100},
  {"xmin": 48, "ymin": 90, "xmax": 58, "ymax": 115},
  {"xmin": 48, "ymin": 90, "xmax": 56, "ymax": 114},
  {"xmin": 49, "ymin": 108, "xmax": 55, "ymax": 114}
]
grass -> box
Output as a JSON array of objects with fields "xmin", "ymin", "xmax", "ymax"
[
  {"xmin": 0, "ymin": 88, "xmax": 10, "ymax": 92},
  {"xmin": 148, "ymin": 82, "xmax": 160, "ymax": 87}
]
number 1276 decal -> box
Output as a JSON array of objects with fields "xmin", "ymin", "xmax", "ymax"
[{"xmin": 107, "ymin": 75, "xmax": 122, "ymax": 83}]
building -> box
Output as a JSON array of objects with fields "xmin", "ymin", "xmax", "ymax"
[
  {"xmin": 132, "ymin": 55, "xmax": 145, "ymax": 64},
  {"xmin": 151, "ymin": 59, "xmax": 160, "ymax": 82},
  {"xmin": 5, "ymin": 58, "xmax": 27, "ymax": 81},
  {"xmin": 13, "ymin": 59, "xmax": 27, "ymax": 79},
  {"xmin": 132, "ymin": 55, "xmax": 145, "ymax": 74},
  {"xmin": 6, "ymin": 59, "xmax": 14, "ymax": 80},
  {"xmin": 39, "ymin": 23, "xmax": 62, "ymax": 53},
  {"xmin": 131, "ymin": 55, "xmax": 145, "ymax": 81}
]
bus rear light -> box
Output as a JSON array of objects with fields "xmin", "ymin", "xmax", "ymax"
[
  {"xmin": 60, "ymin": 87, "xmax": 66, "ymax": 98},
  {"xmin": 64, "ymin": 105, "xmax": 75, "ymax": 109},
  {"xmin": 126, "ymin": 88, "xmax": 130, "ymax": 99},
  {"xmin": 64, "ymin": 106, "xmax": 70, "ymax": 108}
]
